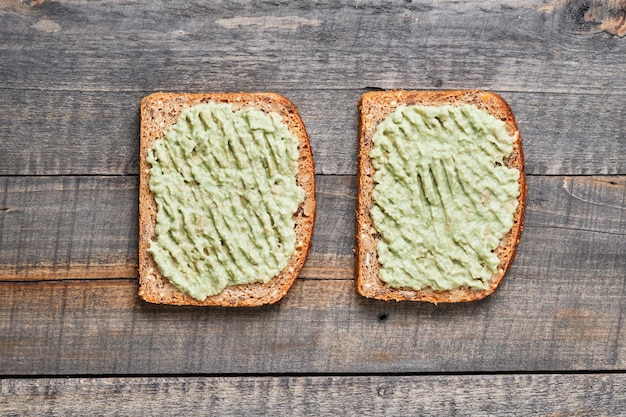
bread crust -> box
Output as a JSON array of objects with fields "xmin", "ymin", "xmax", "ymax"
[
  {"xmin": 355, "ymin": 90, "xmax": 526, "ymax": 303},
  {"xmin": 138, "ymin": 92, "xmax": 315, "ymax": 306}
]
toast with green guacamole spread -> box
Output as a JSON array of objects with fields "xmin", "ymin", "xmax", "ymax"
[
  {"xmin": 356, "ymin": 90, "xmax": 526, "ymax": 303},
  {"xmin": 138, "ymin": 92, "xmax": 315, "ymax": 306}
]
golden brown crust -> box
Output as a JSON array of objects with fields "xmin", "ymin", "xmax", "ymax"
[
  {"xmin": 355, "ymin": 90, "xmax": 526, "ymax": 303},
  {"xmin": 138, "ymin": 92, "xmax": 315, "ymax": 306}
]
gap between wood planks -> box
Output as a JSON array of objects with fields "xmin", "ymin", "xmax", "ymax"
[{"xmin": 2, "ymin": 85, "xmax": 626, "ymax": 96}]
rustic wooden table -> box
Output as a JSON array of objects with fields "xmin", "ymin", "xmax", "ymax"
[{"xmin": 2, "ymin": 0, "xmax": 626, "ymax": 415}]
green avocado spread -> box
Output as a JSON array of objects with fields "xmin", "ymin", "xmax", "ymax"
[
  {"xmin": 146, "ymin": 102, "xmax": 304, "ymax": 301},
  {"xmin": 370, "ymin": 104, "xmax": 520, "ymax": 291}
]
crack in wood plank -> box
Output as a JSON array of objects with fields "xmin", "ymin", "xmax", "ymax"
[{"xmin": 0, "ymin": 265, "xmax": 138, "ymax": 281}]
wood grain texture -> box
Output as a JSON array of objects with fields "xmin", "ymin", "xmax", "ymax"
[
  {"xmin": 0, "ymin": 175, "xmax": 356, "ymax": 280},
  {"xmin": 1, "ymin": 0, "xmax": 625, "ymax": 177},
  {"xmin": 2, "ymin": 0, "xmax": 626, "ymax": 408},
  {"xmin": 1, "ymin": 0, "xmax": 624, "ymax": 93},
  {"xmin": 2, "ymin": 374, "xmax": 625, "ymax": 416},
  {"xmin": 0, "ymin": 176, "xmax": 138, "ymax": 280},
  {"xmin": 1, "ymin": 85, "xmax": 625, "ymax": 178},
  {"xmin": 1, "ymin": 175, "xmax": 625, "ymax": 281},
  {"xmin": 0, "ymin": 90, "xmax": 141, "ymax": 176},
  {"xmin": 1, "ymin": 175, "xmax": 624, "ymax": 374},
  {"xmin": 1, "ymin": 268, "xmax": 626, "ymax": 375}
]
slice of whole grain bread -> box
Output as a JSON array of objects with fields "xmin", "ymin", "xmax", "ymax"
[
  {"xmin": 355, "ymin": 90, "xmax": 526, "ymax": 303},
  {"xmin": 138, "ymin": 92, "xmax": 315, "ymax": 306}
]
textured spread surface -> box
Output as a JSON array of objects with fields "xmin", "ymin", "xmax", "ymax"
[
  {"xmin": 146, "ymin": 102, "xmax": 304, "ymax": 300},
  {"xmin": 369, "ymin": 104, "xmax": 520, "ymax": 291}
]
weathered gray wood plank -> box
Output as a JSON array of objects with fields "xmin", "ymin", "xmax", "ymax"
[
  {"xmin": 528, "ymin": 175, "xmax": 626, "ymax": 234},
  {"xmin": 1, "ymin": 0, "xmax": 624, "ymax": 94},
  {"xmin": 1, "ymin": 175, "xmax": 625, "ymax": 281},
  {"xmin": 0, "ymin": 90, "xmax": 142, "ymax": 176},
  {"xmin": 0, "ymin": 175, "xmax": 356, "ymax": 280},
  {"xmin": 1, "ymin": 89, "xmax": 625, "ymax": 176},
  {"xmin": 1, "ymin": 261, "xmax": 625, "ymax": 375},
  {"xmin": 2, "ymin": 374, "xmax": 625, "ymax": 416},
  {"xmin": 1, "ymin": 0, "xmax": 625, "ymax": 407},
  {"xmin": 0, "ymin": 176, "xmax": 139, "ymax": 280},
  {"xmin": 2, "ymin": 174, "xmax": 625, "ymax": 374}
]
